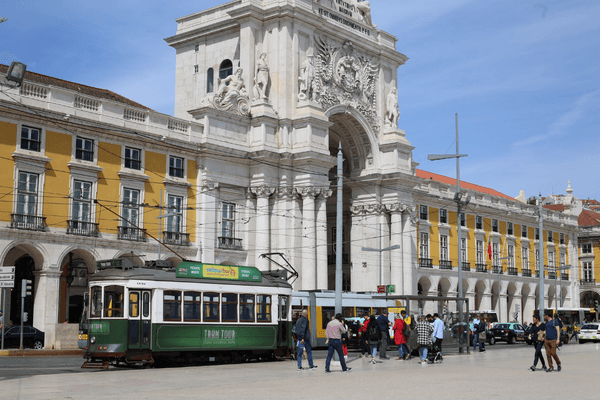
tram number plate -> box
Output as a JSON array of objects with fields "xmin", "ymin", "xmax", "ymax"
[{"xmin": 78, "ymin": 334, "xmax": 88, "ymax": 340}]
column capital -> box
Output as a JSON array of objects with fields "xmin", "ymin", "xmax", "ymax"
[
  {"xmin": 200, "ymin": 179, "xmax": 219, "ymax": 192},
  {"xmin": 350, "ymin": 203, "xmax": 387, "ymax": 215},
  {"xmin": 250, "ymin": 185, "xmax": 276, "ymax": 198},
  {"xmin": 299, "ymin": 186, "xmax": 320, "ymax": 199},
  {"xmin": 276, "ymin": 186, "xmax": 299, "ymax": 199},
  {"xmin": 386, "ymin": 203, "xmax": 409, "ymax": 214},
  {"xmin": 318, "ymin": 188, "xmax": 333, "ymax": 200}
]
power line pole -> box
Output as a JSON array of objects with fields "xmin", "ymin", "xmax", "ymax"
[{"xmin": 335, "ymin": 143, "xmax": 343, "ymax": 316}]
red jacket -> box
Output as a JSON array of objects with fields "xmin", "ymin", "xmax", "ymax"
[
  {"xmin": 393, "ymin": 319, "xmax": 406, "ymax": 345},
  {"xmin": 359, "ymin": 319, "xmax": 369, "ymax": 335}
]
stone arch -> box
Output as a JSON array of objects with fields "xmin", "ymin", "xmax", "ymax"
[
  {"xmin": 418, "ymin": 275, "xmax": 432, "ymax": 295},
  {"xmin": 165, "ymin": 256, "xmax": 183, "ymax": 268},
  {"xmin": 1, "ymin": 240, "xmax": 48, "ymax": 270},
  {"xmin": 521, "ymin": 284, "xmax": 533, "ymax": 324},
  {"xmin": 474, "ymin": 280, "xmax": 487, "ymax": 311},
  {"xmin": 113, "ymin": 251, "xmax": 146, "ymax": 267},
  {"xmin": 547, "ymin": 284, "xmax": 556, "ymax": 309},
  {"xmin": 57, "ymin": 248, "xmax": 99, "ymax": 324},
  {"xmin": 506, "ymin": 282, "xmax": 519, "ymax": 322},
  {"xmin": 560, "ymin": 286, "xmax": 569, "ymax": 308},
  {"xmin": 580, "ymin": 290, "xmax": 600, "ymax": 308}
]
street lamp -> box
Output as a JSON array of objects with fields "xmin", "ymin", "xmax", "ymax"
[
  {"xmin": 428, "ymin": 113, "xmax": 468, "ymax": 324},
  {"xmin": 5, "ymin": 61, "xmax": 27, "ymax": 87},
  {"xmin": 498, "ymin": 256, "xmax": 511, "ymax": 323}
]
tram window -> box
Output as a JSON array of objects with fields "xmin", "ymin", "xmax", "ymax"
[
  {"xmin": 104, "ymin": 286, "xmax": 124, "ymax": 318},
  {"xmin": 322, "ymin": 307, "xmax": 335, "ymax": 328},
  {"xmin": 257, "ymin": 295, "xmax": 271, "ymax": 322},
  {"xmin": 164, "ymin": 291, "xmax": 182, "ymax": 321},
  {"xmin": 222, "ymin": 293, "xmax": 238, "ymax": 322},
  {"xmin": 183, "ymin": 291, "xmax": 201, "ymax": 321},
  {"xmin": 91, "ymin": 286, "xmax": 102, "ymax": 318},
  {"xmin": 239, "ymin": 294, "xmax": 255, "ymax": 322},
  {"xmin": 279, "ymin": 296, "xmax": 289, "ymax": 320},
  {"xmin": 142, "ymin": 292, "xmax": 150, "ymax": 318},
  {"xmin": 129, "ymin": 292, "xmax": 139, "ymax": 318},
  {"xmin": 203, "ymin": 292, "xmax": 220, "ymax": 322}
]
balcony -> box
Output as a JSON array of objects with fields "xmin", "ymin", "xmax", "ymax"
[
  {"xmin": 561, "ymin": 273, "xmax": 569, "ymax": 281},
  {"xmin": 535, "ymin": 270, "xmax": 542, "ymax": 278},
  {"xmin": 462, "ymin": 262, "xmax": 470, "ymax": 271},
  {"xmin": 492, "ymin": 265, "xmax": 503, "ymax": 274},
  {"xmin": 67, "ymin": 220, "xmax": 99, "ymax": 237},
  {"xmin": 439, "ymin": 260, "xmax": 453, "ymax": 270},
  {"xmin": 522, "ymin": 269, "xmax": 532, "ymax": 277},
  {"xmin": 580, "ymin": 278, "xmax": 596, "ymax": 285},
  {"xmin": 218, "ymin": 236, "xmax": 243, "ymax": 251},
  {"xmin": 163, "ymin": 231, "xmax": 190, "ymax": 246},
  {"xmin": 118, "ymin": 226, "xmax": 147, "ymax": 242},
  {"xmin": 10, "ymin": 214, "xmax": 47, "ymax": 231},
  {"xmin": 419, "ymin": 258, "xmax": 433, "ymax": 268},
  {"xmin": 507, "ymin": 267, "xmax": 518, "ymax": 276},
  {"xmin": 328, "ymin": 253, "xmax": 350, "ymax": 264},
  {"xmin": 476, "ymin": 263, "xmax": 487, "ymax": 273}
]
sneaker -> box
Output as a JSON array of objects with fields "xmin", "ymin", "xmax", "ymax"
[
  {"xmin": 309, "ymin": 366, "xmax": 318, "ymax": 370},
  {"xmin": 325, "ymin": 369, "xmax": 331, "ymax": 373},
  {"xmin": 380, "ymin": 356, "xmax": 390, "ymax": 360},
  {"xmin": 546, "ymin": 368, "xmax": 554, "ymax": 373},
  {"xmin": 420, "ymin": 360, "xmax": 427, "ymax": 365},
  {"xmin": 530, "ymin": 366, "xmax": 536, "ymax": 371},
  {"xmin": 542, "ymin": 366, "xmax": 547, "ymax": 371},
  {"xmin": 298, "ymin": 367, "xmax": 305, "ymax": 371},
  {"xmin": 371, "ymin": 359, "xmax": 376, "ymax": 364},
  {"xmin": 557, "ymin": 365, "xmax": 562, "ymax": 372},
  {"xmin": 343, "ymin": 368, "xmax": 352, "ymax": 373}
]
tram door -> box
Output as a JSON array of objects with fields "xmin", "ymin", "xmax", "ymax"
[{"xmin": 128, "ymin": 290, "xmax": 152, "ymax": 350}]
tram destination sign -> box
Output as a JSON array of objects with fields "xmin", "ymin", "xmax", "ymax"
[{"xmin": 176, "ymin": 263, "xmax": 262, "ymax": 282}]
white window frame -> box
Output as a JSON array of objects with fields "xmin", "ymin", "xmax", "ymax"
[
  {"xmin": 440, "ymin": 235, "xmax": 448, "ymax": 261},
  {"xmin": 475, "ymin": 216, "xmax": 483, "ymax": 230},
  {"xmin": 507, "ymin": 245, "xmax": 514, "ymax": 269},
  {"xmin": 439, "ymin": 209, "xmax": 447, "ymax": 224},
  {"xmin": 535, "ymin": 249, "xmax": 540, "ymax": 271},
  {"xmin": 18, "ymin": 124, "xmax": 45, "ymax": 154},
  {"xmin": 461, "ymin": 237, "xmax": 467, "ymax": 263},
  {"xmin": 583, "ymin": 262, "xmax": 593, "ymax": 281},
  {"xmin": 476, "ymin": 240, "xmax": 484, "ymax": 264},
  {"xmin": 122, "ymin": 188, "xmax": 141, "ymax": 228},
  {"xmin": 419, "ymin": 205, "xmax": 428, "ymax": 221},
  {"xmin": 582, "ymin": 243, "xmax": 592, "ymax": 254},
  {"xmin": 72, "ymin": 135, "xmax": 96, "ymax": 163},
  {"xmin": 15, "ymin": 171, "xmax": 40, "ymax": 217},
  {"xmin": 166, "ymin": 193, "xmax": 185, "ymax": 234},
  {"xmin": 71, "ymin": 180, "xmax": 93, "ymax": 223},
  {"xmin": 548, "ymin": 250, "xmax": 555, "ymax": 268},
  {"xmin": 123, "ymin": 146, "xmax": 143, "ymax": 171},
  {"xmin": 168, "ymin": 156, "xmax": 185, "ymax": 179},
  {"xmin": 560, "ymin": 252, "xmax": 566, "ymax": 267},
  {"xmin": 222, "ymin": 202, "xmax": 236, "ymax": 239},
  {"xmin": 492, "ymin": 242, "xmax": 499, "ymax": 266},
  {"xmin": 521, "ymin": 224, "xmax": 527, "ymax": 238},
  {"xmin": 522, "ymin": 247, "xmax": 529, "ymax": 270},
  {"xmin": 419, "ymin": 232, "xmax": 429, "ymax": 259}
]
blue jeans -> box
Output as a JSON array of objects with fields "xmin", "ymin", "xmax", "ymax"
[
  {"xmin": 370, "ymin": 343, "xmax": 378, "ymax": 357},
  {"xmin": 533, "ymin": 341, "xmax": 546, "ymax": 368},
  {"xmin": 473, "ymin": 332, "xmax": 479, "ymax": 350},
  {"xmin": 398, "ymin": 344, "xmax": 407, "ymax": 358},
  {"xmin": 297, "ymin": 340, "xmax": 314, "ymax": 368},
  {"xmin": 418, "ymin": 345, "xmax": 428, "ymax": 361},
  {"xmin": 325, "ymin": 339, "xmax": 348, "ymax": 371}
]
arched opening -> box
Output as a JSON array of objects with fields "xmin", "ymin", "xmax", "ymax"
[
  {"xmin": 474, "ymin": 280, "xmax": 486, "ymax": 311},
  {"xmin": 10, "ymin": 255, "xmax": 35, "ymax": 326},
  {"xmin": 219, "ymin": 59, "xmax": 233, "ymax": 80},
  {"xmin": 506, "ymin": 282, "xmax": 518, "ymax": 322},
  {"xmin": 59, "ymin": 250, "xmax": 96, "ymax": 324},
  {"xmin": 581, "ymin": 290, "xmax": 600, "ymax": 308}
]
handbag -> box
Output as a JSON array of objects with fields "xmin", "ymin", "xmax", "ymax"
[
  {"xmin": 537, "ymin": 330, "xmax": 545, "ymax": 341},
  {"xmin": 478, "ymin": 331, "xmax": 486, "ymax": 340}
]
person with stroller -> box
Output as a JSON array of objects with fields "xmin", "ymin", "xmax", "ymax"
[{"xmin": 416, "ymin": 315, "xmax": 433, "ymax": 365}]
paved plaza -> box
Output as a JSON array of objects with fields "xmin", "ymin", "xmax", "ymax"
[{"xmin": 1, "ymin": 343, "xmax": 598, "ymax": 399}]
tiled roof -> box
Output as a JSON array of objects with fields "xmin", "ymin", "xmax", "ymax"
[
  {"xmin": 543, "ymin": 204, "xmax": 565, "ymax": 212},
  {"xmin": 0, "ymin": 64, "xmax": 151, "ymax": 111},
  {"xmin": 415, "ymin": 169, "xmax": 513, "ymax": 200},
  {"xmin": 579, "ymin": 209, "xmax": 600, "ymax": 227}
]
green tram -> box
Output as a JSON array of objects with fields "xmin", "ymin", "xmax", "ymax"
[{"xmin": 81, "ymin": 259, "xmax": 294, "ymax": 368}]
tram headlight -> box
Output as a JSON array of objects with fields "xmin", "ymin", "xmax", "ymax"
[{"xmin": 90, "ymin": 336, "xmax": 96, "ymax": 344}]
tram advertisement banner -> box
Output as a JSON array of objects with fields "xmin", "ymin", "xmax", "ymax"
[{"xmin": 176, "ymin": 263, "xmax": 262, "ymax": 281}]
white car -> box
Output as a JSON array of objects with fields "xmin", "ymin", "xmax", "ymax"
[{"xmin": 578, "ymin": 323, "xmax": 600, "ymax": 344}]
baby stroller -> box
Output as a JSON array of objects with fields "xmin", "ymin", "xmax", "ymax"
[{"xmin": 427, "ymin": 341, "xmax": 443, "ymax": 364}]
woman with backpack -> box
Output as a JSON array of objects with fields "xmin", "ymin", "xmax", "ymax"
[
  {"xmin": 366, "ymin": 315, "xmax": 381, "ymax": 364},
  {"xmin": 393, "ymin": 315, "xmax": 407, "ymax": 360}
]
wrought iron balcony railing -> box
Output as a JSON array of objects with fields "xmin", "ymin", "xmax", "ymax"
[
  {"xmin": 492, "ymin": 265, "xmax": 503, "ymax": 274},
  {"xmin": 67, "ymin": 220, "xmax": 99, "ymax": 237},
  {"xmin": 476, "ymin": 263, "xmax": 487, "ymax": 273},
  {"xmin": 548, "ymin": 272, "xmax": 556, "ymax": 280},
  {"xmin": 218, "ymin": 236, "xmax": 243, "ymax": 251},
  {"xmin": 507, "ymin": 267, "xmax": 518, "ymax": 276},
  {"xmin": 163, "ymin": 231, "xmax": 190, "ymax": 246},
  {"xmin": 439, "ymin": 260, "xmax": 453, "ymax": 270},
  {"xmin": 462, "ymin": 262, "xmax": 470, "ymax": 271},
  {"xmin": 522, "ymin": 269, "xmax": 532, "ymax": 277},
  {"xmin": 118, "ymin": 226, "xmax": 147, "ymax": 242},
  {"xmin": 10, "ymin": 214, "xmax": 47, "ymax": 232},
  {"xmin": 580, "ymin": 278, "xmax": 596, "ymax": 285},
  {"xmin": 561, "ymin": 273, "xmax": 569, "ymax": 281},
  {"xmin": 419, "ymin": 258, "xmax": 433, "ymax": 268}
]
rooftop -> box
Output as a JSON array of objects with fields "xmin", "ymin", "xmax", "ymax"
[{"xmin": 415, "ymin": 169, "xmax": 513, "ymax": 200}]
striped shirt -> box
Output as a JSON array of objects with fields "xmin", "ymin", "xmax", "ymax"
[{"xmin": 325, "ymin": 319, "xmax": 347, "ymax": 340}]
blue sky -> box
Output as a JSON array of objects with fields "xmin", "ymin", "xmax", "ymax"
[{"xmin": 2, "ymin": 0, "xmax": 599, "ymax": 201}]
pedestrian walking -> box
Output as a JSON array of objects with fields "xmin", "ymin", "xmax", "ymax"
[
  {"xmin": 544, "ymin": 310, "xmax": 562, "ymax": 372},
  {"xmin": 432, "ymin": 313, "xmax": 444, "ymax": 355},
  {"xmin": 416, "ymin": 315, "xmax": 433, "ymax": 365},
  {"xmin": 377, "ymin": 311, "xmax": 392, "ymax": 360},
  {"xmin": 366, "ymin": 315, "xmax": 381, "ymax": 364},
  {"xmin": 400, "ymin": 310, "xmax": 412, "ymax": 359},
  {"xmin": 472, "ymin": 314, "xmax": 480, "ymax": 351},
  {"xmin": 358, "ymin": 312, "xmax": 370, "ymax": 357},
  {"xmin": 294, "ymin": 310, "xmax": 317, "ymax": 371},
  {"xmin": 529, "ymin": 314, "xmax": 547, "ymax": 371},
  {"xmin": 392, "ymin": 315, "xmax": 407, "ymax": 360},
  {"xmin": 324, "ymin": 313, "xmax": 351, "ymax": 373},
  {"xmin": 341, "ymin": 318, "xmax": 349, "ymax": 361}
]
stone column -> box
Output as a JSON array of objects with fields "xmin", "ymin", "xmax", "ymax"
[
  {"xmin": 300, "ymin": 187, "xmax": 318, "ymax": 290},
  {"xmin": 199, "ymin": 180, "xmax": 219, "ymax": 263},
  {"xmin": 251, "ymin": 186, "xmax": 275, "ymax": 271},
  {"xmin": 244, "ymin": 190, "xmax": 257, "ymax": 266},
  {"xmin": 388, "ymin": 204, "xmax": 406, "ymax": 294},
  {"xmin": 316, "ymin": 189, "xmax": 332, "ymax": 290},
  {"xmin": 401, "ymin": 207, "xmax": 419, "ymax": 295},
  {"xmin": 33, "ymin": 269, "xmax": 61, "ymax": 349}
]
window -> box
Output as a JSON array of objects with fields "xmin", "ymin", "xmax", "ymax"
[
  {"xmin": 582, "ymin": 243, "xmax": 592, "ymax": 254},
  {"xmin": 194, "ymin": 43, "xmax": 199, "ymax": 52},
  {"xmin": 439, "ymin": 209, "xmax": 447, "ymax": 224},
  {"xmin": 419, "ymin": 205, "xmax": 428, "ymax": 220},
  {"xmin": 194, "ymin": 65, "xmax": 199, "ymax": 74},
  {"xmin": 560, "ymin": 252, "xmax": 566, "ymax": 267},
  {"xmin": 16, "ymin": 172, "xmax": 38, "ymax": 216},
  {"xmin": 548, "ymin": 251, "xmax": 555, "ymax": 268},
  {"xmin": 104, "ymin": 285, "xmax": 124, "ymax": 318},
  {"xmin": 440, "ymin": 235, "xmax": 448, "ymax": 261},
  {"xmin": 91, "ymin": 286, "xmax": 102, "ymax": 318},
  {"xmin": 476, "ymin": 240, "xmax": 484, "ymax": 264},
  {"xmin": 143, "ymin": 292, "xmax": 150, "ymax": 318},
  {"xmin": 169, "ymin": 156, "xmax": 184, "ymax": 178},
  {"xmin": 547, "ymin": 230, "xmax": 553, "ymax": 242},
  {"xmin": 460, "ymin": 213, "xmax": 466, "ymax": 227},
  {"xmin": 124, "ymin": 147, "xmax": 141, "ymax": 170},
  {"xmin": 222, "ymin": 203, "xmax": 235, "ymax": 238},
  {"xmin": 183, "ymin": 291, "xmax": 201, "ymax": 321},
  {"xmin": 203, "ymin": 292, "xmax": 219, "ymax": 322},
  {"xmin": 476, "ymin": 216, "xmax": 483, "ymax": 230},
  {"xmin": 72, "ymin": 180, "xmax": 92, "ymax": 222},
  {"xmin": 522, "ymin": 247, "xmax": 529, "ymax": 270},
  {"xmin": 239, "ymin": 294, "xmax": 255, "ymax": 322},
  {"xmin": 507, "ymin": 222, "xmax": 513, "ymax": 236},
  {"xmin": 535, "ymin": 249, "xmax": 540, "ymax": 270},
  {"xmin": 492, "ymin": 219, "xmax": 498, "ymax": 233},
  {"xmin": 222, "ymin": 293, "xmax": 237, "ymax": 322},
  {"xmin": 461, "ymin": 237, "xmax": 467, "ymax": 262},
  {"xmin": 163, "ymin": 291, "xmax": 181, "ymax": 321},
  {"xmin": 21, "ymin": 126, "xmax": 41, "ymax": 152},
  {"xmin": 75, "ymin": 137, "xmax": 94, "ymax": 161},
  {"xmin": 508, "ymin": 245, "xmax": 514, "ymax": 268},
  {"xmin": 167, "ymin": 195, "xmax": 183, "ymax": 233},
  {"xmin": 122, "ymin": 188, "xmax": 140, "ymax": 227},
  {"xmin": 535, "ymin": 228, "xmax": 539, "ymax": 241},
  {"xmin": 521, "ymin": 225, "xmax": 527, "ymax": 238},
  {"xmin": 129, "ymin": 292, "xmax": 139, "ymax": 318},
  {"xmin": 219, "ymin": 59, "xmax": 233, "ymax": 79},
  {"xmin": 583, "ymin": 262, "xmax": 593, "ymax": 281},
  {"xmin": 257, "ymin": 295, "xmax": 271, "ymax": 322},
  {"xmin": 560, "ymin": 233, "xmax": 565, "ymax": 245},
  {"xmin": 207, "ymin": 68, "xmax": 214, "ymax": 93},
  {"xmin": 492, "ymin": 243, "xmax": 499, "ymax": 266},
  {"xmin": 419, "ymin": 233, "xmax": 429, "ymax": 258}
]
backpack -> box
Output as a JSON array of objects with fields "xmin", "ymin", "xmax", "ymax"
[
  {"xmin": 478, "ymin": 320, "xmax": 486, "ymax": 332},
  {"xmin": 556, "ymin": 317, "xmax": 564, "ymax": 329},
  {"xmin": 402, "ymin": 320, "xmax": 410, "ymax": 337},
  {"xmin": 368, "ymin": 323, "xmax": 380, "ymax": 341}
]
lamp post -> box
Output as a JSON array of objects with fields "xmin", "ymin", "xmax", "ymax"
[
  {"xmin": 545, "ymin": 264, "xmax": 571, "ymax": 309},
  {"xmin": 497, "ymin": 256, "xmax": 511, "ymax": 323},
  {"xmin": 428, "ymin": 113, "xmax": 468, "ymax": 324}
]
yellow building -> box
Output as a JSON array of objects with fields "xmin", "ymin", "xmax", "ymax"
[{"xmin": 576, "ymin": 209, "xmax": 600, "ymax": 309}]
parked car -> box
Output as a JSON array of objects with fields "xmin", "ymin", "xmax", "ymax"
[
  {"xmin": 1, "ymin": 325, "xmax": 45, "ymax": 349},
  {"xmin": 489, "ymin": 323, "xmax": 525, "ymax": 344},
  {"xmin": 578, "ymin": 323, "xmax": 600, "ymax": 344}
]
